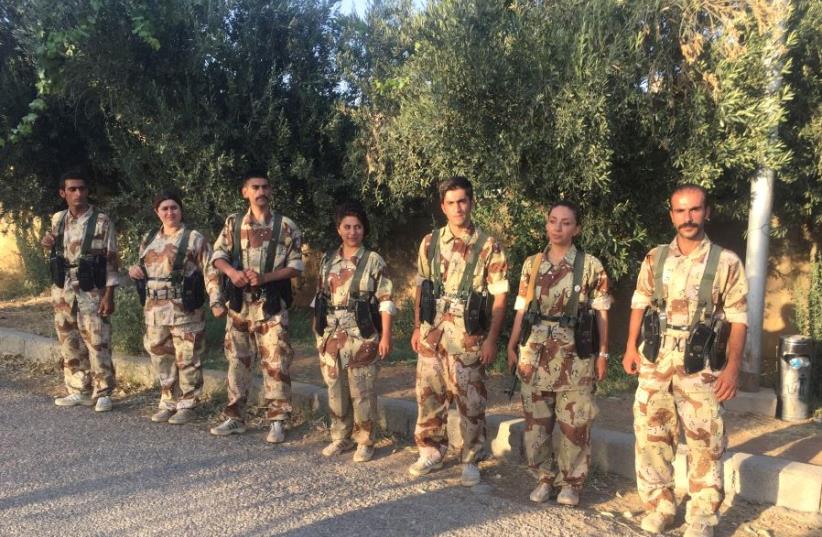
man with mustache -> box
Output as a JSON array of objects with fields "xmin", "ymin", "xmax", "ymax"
[
  {"xmin": 209, "ymin": 171, "xmax": 303, "ymax": 444},
  {"xmin": 623, "ymin": 185, "xmax": 748, "ymax": 537}
]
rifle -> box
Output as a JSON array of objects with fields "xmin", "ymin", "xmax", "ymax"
[{"xmin": 504, "ymin": 353, "xmax": 519, "ymax": 401}]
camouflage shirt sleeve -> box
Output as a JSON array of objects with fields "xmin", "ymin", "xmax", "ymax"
[
  {"xmin": 415, "ymin": 233, "xmax": 433, "ymax": 285},
  {"xmin": 587, "ymin": 255, "xmax": 612, "ymax": 311},
  {"xmin": 102, "ymin": 215, "xmax": 119, "ymax": 287},
  {"xmin": 193, "ymin": 231, "xmax": 220, "ymax": 306},
  {"xmin": 630, "ymin": 247, "xmax": 657, "ymax": 310},
  {"xmin": 281, "ymin": 217, "xmax": 304, "ymax": 273},
  {"xmin": 371, "ymin": 252, "xmax": 396, "ymax": 315},
  {"xmin": 211, "ymin": 214, "xmax": 234, "ymax": 266},
  {"xmin": 719, "ymin": 250, "xmax": 748, "ymax": 325},
  {"xmin": 484, "ymin": 236, "xmax": 509, "ymax": 296},
  {"xmin": 513, "ymin": 253, "xmax": 536, "ymax": 311}
]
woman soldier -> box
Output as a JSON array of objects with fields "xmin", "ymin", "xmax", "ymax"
[
  {"xmin": 313, "ymin": 201, "xmax": 395, "ymax": 463},
  {"xmin": 506, "ymin": 201, "xmax": 611, "ymax": 506},
  {"xmin": 128, "ymin": 191, "xmax": 216, "ymax": 424}
]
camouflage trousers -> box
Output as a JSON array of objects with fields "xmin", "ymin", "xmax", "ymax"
[
  {"xmin": 415, "ymin": 319, "xmax": 487, "ymax": 463},
  {"xmin": 144, "ymin": 322, "xmax": 205, "ymax": 410},
  {"xmin": 521, "ymin": 383, "xmax": 598, "ymax": 490},
  {"xmin": 634, "ymin": 341, "xmax": 726, "ymax": 526},
  {"xmin": 53, "ymin": 290, "xmax": 115, "ymax": 398},
  {"xmin": 223, "ymin": 312, "xmax": 293, "ymax": 422}
]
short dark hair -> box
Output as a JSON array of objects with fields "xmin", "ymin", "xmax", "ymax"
[
  {"xmin": 546, "ymin": 200, "xmax": 582, "ymax": 226},
  {"xmin": 58, "ymin": 170, "xmax": 88, "ymax": 190},
  {"xmin": 335, "ymin": 200, "xmax": 370, "ymax": 237},
  {"xmin": 671, "ymin": 183, "xmax": 709, "ymax": 208},
  {"xmin": 241, "ymin": 169, "xmax": 269, "ymax": 186},
  {"xmin": 152, "ymin": 190, "xmax": 184, "ymax": 213},
  {"xmin": 438, "ymin": 176, "xmax": 474, "ymax": 203}
]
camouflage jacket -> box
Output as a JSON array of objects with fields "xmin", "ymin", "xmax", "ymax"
[
  {"xmin": 49, "ymin": 206, "xmax": 119, "ymax": 307},
  {"xmin": 210, "ymin": 208, "xmax": 303, "ymax": 321},
  {"xmin": 139, "ymin": 226, "xmax": 217, "ymax": 326},
  {"xmin": 631, "ymin": 235, "xmax": 748, "ymax": 327}
]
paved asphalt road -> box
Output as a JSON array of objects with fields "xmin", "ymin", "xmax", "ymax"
[{"xmin": 0, "ymin": 378, "xmax": 637, "ymax": 537}]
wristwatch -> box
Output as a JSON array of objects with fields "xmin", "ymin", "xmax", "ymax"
[{"xmin": 598, "ymin": 352, "xmax": 609, "ymax": 360}]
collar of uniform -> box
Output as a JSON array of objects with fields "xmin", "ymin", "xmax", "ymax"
[
  {"xmin": 440, "ymin": 223, "xmax": 477, "ymax": 244},
  {"xmin": 243, "ymin": 207, "xmax": 272, "ymax": 227},
  {"xmin": 66, "ymin": 205, "xmax": 95, "ymax": 224},
  {"xmin": 332, "ymin": 245, "xmax": 366, "ymax": 265},
  {"xmin": 159, "ymin": 225, "xmax": 185, "ymax": 240},
  {"xmin": 668, "ymin": 234, "xmax": 711, "ymax": 260},
  {"xmin": 544, "ymin": 243, "xmax": 577, "ymax": 268}
]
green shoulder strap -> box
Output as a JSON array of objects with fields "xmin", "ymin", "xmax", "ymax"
[
  {"xmin": 457, "ymin": 230, "xmax": 488, "ymax": 298},
  {"xmin": 526, "ymin": 252, "xmax": 545, "ymax": 315},
  {"xmin": 692, "ymin": 243, "xmax": 722, "ymax": 326},
  {"xmin": 79, "ymin": 208, "xmax": 100, "ymax": 256},
  {"xmin": 319, "ymin": 250, "xmax": 334, "ymax": 294},
  {"xmin": 564, "ymin": 247, "xmax": 586, "ymax": 320},
  {"xmin": 348, "ymin": 247, "xmax": 371, "ymax": 301},
  {"xmin": 652, "ymin": 245, "xmax": 670, "ymax": 307},
  {"xmin": 231, "ymin": 212, "xmax": 244, "ymax": 269},
  {"xmin": 139, "ymin": 227, "xmax": 162, "ymax": 263},
  {"xmin": 54, "ymin": 210, "xmax": 69, "ymax": 257},
  {"xmin": 428, "ymin": 228, "xmax": 442, "ymax": 283},
  {"xmin": 262, "ymin": 213, "xmax": 284, "ymax": 274},
  {"xmin": 172, "ymin": 227, "xmax": 192, "ymax": 273}
]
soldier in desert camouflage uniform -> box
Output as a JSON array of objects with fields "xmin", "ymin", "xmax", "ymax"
[
  {"xmin": 41, "ymin": 171, "xmax": 119, "ymax": 413},
  {"xmin": 209, "ymin": 171, "xmax": 303, "ymax": 444},
  {"xmin": 128, "ymin": 191, "xmax": 219, "ymax": 425},
  {"xmin": 314, "ymin": 201, "xmax": 395, "ymax": 463},
  {"xmin": 408, "ymin": 176, "xmax": 509, "ymax": 487},
  {"xmin": 506, "ymin": 201, "xmax": 611, "ymax": 507},
  {"xmin": 623, "ymin": 185, "xmax": 748, "ymax": 537}
]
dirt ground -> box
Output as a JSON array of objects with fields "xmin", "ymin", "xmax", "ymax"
[
  {"xmin": 2, "ymin": 295, "xmax": 820, "ymax": 466},
  {"xmin": 1, "ymin": 352, "xmax": 820, "ymax": 537}
]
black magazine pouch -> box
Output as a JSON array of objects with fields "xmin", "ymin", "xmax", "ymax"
[
  {"xmin": 574, "ymin": 306, "xmax": 599, "ymax": 358},
  {"xmin": 135, "ymin": 278, "xmax": 147, "ymax": 307},
  {"xmin": 684, "ymin": 322, "xmax": 714, "ymax": 374},
  {"xmin": 262, "ymin": 282, "xmax": 283, "ymax": 316},
  {"xmin": 641, "ymin": 307, "xmax": 662, "ymax": 362},
  {"xmin": 92, "ymin": 255, "xmax": 107, "ymax": 289},
  {"xmin": 464, "ymin": 291, "xmax": 484, "ymax": 336},
  {"xmin": 77, "ymin": 257, "xmax": 96, "ymax": 291},
  {"xmin": 709, "ymin": 318, "xmax": 730, "ymax": 371},
  {"xmin": 49, "ymin": 254, "xmax": 66, "ymax": 287},
  {"xmin": 354, "ymin": 297, "xmax": 377, "ymax": 339},
  {"xmin": 182, "ymin": 271, "xmax": 206, "ymax": 312},
  {"xmin": 313, "ymin": 292, "xmax": 328, "ymax": 336},
  {"xmin": 420, "ymin": 279, "xmax": 436, "ymax": 325}
]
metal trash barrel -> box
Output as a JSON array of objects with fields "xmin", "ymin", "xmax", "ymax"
[{"xmin": 777, "ymin": 335, "xmax": 815, "ymax": 422}]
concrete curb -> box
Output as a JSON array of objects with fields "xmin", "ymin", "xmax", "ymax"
[{"xmin": 1, "ymin": 327, "xmax": 819, "ymax": 513}]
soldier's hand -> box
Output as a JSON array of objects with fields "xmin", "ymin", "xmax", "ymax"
[
  {"xmin": 714, "ymin": 366, "xmax": 739, "ymax": 402},
  {"xmin": 480, "ymin": 338, "xmax": 497, "ymax": 366},
  {"xmin": 410, "ymin": 327, "xmax": 421, "ymax": 353},
  {"xmin": 244, "ymin": 269, "xmax": 261, "ymax": 287},
  {"xmin": 378, "ymin": 337, "xmax": 392, "ymax": 360},
  {"xmin": 41, "ymin": 232, "xmax": 55, "ymax": 249},
  {"xmin": 211, "ymin": 305, "xmax": 227, "ymax": 318},
  {"xmin": 622, "ymin": 347, "xmax": 641, "ymax": 375},
  {"xmin": 99, "ymin": 293, "xmax": 115, "ymax": 317},
  {"xmin": 506, "ymin": 347, "xmax": 518, "ymax": 372},
  {"xmin": 229, "ymin": 268, "xmax": 249, "ymax": 288},
  {"xmin": 128, "ymin": 265, "xmax": 146, "ymax": 280},
  {"xmin": 596, "ymin": 355, "xmax": 608, "ymax": 381}
]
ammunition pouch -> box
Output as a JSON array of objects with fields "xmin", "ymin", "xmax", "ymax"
[
  {"xmin": 684, "ymin": 317, "xmax": 729, "ymax": 374},
  {"xmin": 420, "ymin": 279, "xmax": 437, "ymax": 325},
  {"xmin": 464, "ymin": 290, "xmax": 489, "ymax": 336},
  {"xmin": 262, "ymin": 279, "xmax": 293, "ymax": 317},
  {"xmin": 352, "ymin": 293, "xmax": 381, "ymax": 339},
  {"xmin": 573, "ymin": 306, "xmax": 599, "ymax": 359},
  {"xmin": 641, "ymin": 307, "xmax": 662, "ymax": 363},
  {"xmin": 49, "ymin": 254, "xmax": 67, "ymax": 287},
  {"xmin": 684, "ymin": 321, "xmax": 714, "ymax": 374},
  {"xmin": 222, "ymin": 275, "xmax": 244, "ymax": 313},
  {"xmin": 519, "ymin": 310, "xmax": 539, "ymax": 346},
  {"xmin": 313, "ymin": 292, "xmax": 329, "ymax": 336},
  {"xmin": 77, "ymin": 255, "xmax": 107, "ymax": 292},
  {"xmin": 134, "ymin": 278, "xmax": 147, "ymax": 306},
  {"xmin": 182, "ymin": 271, "xmax": 206, "ymax": 312}
]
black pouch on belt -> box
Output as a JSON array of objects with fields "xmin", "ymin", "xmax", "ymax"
[
  {"xmin": 684, "ymin": 322, "xmax": 714, "ymax": 374},
  {"xmin": 519, "ymin": 310, "xmax": 538, "ymax": 346},
  {"xmin": 313, "ymin": 292, "xmax": 329, "ymax": 336},
  {"xmin": 420, "ymin": 279, "xmax": 436, "ymax": 325},
  {"xmin": 708, "ymin": 318, "xmax": 729, "ymax": 371},
  {"xmin": 353, "ymin": 296, "xmax": 377, "ymax": 339},
  {"xmin": 262, "ymin": 281, "xmax": 283, "ymax": 316},
  {"xmin": 92, "ymin": 255, "xmax": 107, "ymax": 289},
  {"xmin": 464, "ymin": 290, "xmax": 485, "ymax": 336},
  {"xmin": 77, "ymin": 257, "xmax": 96, "ymax": 291},
  {"xmin": 641, "ymin": 307, "xmax": 662, "ymax": 362},
  {"xmin": 182, "ymin": 270, "xmax": 206, "ymax": 312},
  {"xmin": 574, "ymin": 305, "xmax": 599, "ymax": 359},
  {"xmin": 134, "ymin": 278, "xmax": 147, "ymax": 306},
  {"xmin": 49, "ymin": 254, "xmax": 66, "ymax": 287}
]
